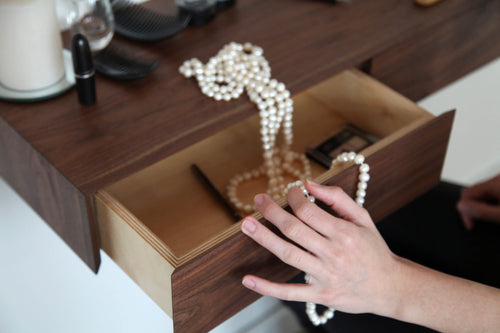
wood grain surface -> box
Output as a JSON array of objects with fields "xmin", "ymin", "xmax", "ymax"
[
  {"xmin": 0, "ymin": 0, "xmax": 486, "ymax": 194},
  {"xmin": 372, "ymin": 0, "xmax": 500, "ymax": 101},
  {"xmin": 0, "ymin": 118, "xmax": 100, "ymax": 271}
]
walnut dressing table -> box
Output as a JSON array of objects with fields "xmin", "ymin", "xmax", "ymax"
[{"xmin": 1, "ymin": 0, "xmax": 499, "ymax": 331}]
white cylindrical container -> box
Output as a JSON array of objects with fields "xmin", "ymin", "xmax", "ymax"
[{"xmin": 0, "ymin": 0, "xmax": 64, "ymax": 91}]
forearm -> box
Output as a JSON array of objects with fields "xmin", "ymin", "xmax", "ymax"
[{"xmin": 387, "ymin": 257, "xmax": 500, "ymax": 333}]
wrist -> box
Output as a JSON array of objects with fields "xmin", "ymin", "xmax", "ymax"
[
  {"xmin": 379, "ymin": 256, "xmax": 454, "ymax": 329},
  {"xmin": 370, "ymin": 253, "xmax": 500, "ymax": 332},
  {"xmin": 374, "ymin": 255, "xmax": 416, "ymax": 321}
]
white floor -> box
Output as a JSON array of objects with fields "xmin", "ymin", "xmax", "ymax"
[{"xmin": 1, "ymin": 57, "xmax": 499, "ymax": 333}]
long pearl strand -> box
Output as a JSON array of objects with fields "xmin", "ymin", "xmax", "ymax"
[
  {"xmin": 179, "ymin": 42, "xmax": 311, "ymax": 213},
  {"xmin": 180, "ymin": 44, "xmax": 371, "ymax": 327},
  {"xmin": 284, "ymin": 151, "xmax": 370, "ymax": 326}
]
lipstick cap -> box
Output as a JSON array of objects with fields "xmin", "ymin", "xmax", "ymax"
[
  {"xmin": 71, "ymin": 34, "xmax": 94, "ymax": 76},
  {"xmin": 71, "ymin": 33, "xmax": 96, "ymax": 105}
]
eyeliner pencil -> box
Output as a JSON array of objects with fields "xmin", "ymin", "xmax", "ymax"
[{"xmin": 190, "ymin": 164, "xmax": 242, "ymax": 222}]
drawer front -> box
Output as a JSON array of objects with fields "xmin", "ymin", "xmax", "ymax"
[
  {"xmin": 371, "ymin": 0, "xmax": 500, "ymax": 101},
  {"xmin": 171, "ymin": 110, "xmax": 455, "ymax": 332}
]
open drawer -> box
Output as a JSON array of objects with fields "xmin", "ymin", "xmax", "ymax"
[{"xmin": 94, "ymin": 69, "xmax": 454, "ymax": 332}]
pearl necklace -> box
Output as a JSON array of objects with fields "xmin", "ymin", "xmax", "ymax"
[
  {"xmin": 284, "ymin": 151, "xmax": 370, "ymax": 326},
  {"xmin": 180, "ymin": 44, "xmax": 370, "ymax": 327},
  {"xmin": 179, "ymin": 42, "xmax": 311, "ymax": 214}
]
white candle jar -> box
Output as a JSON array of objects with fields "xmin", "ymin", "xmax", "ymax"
[{"xmin": 0, "ymin": 0, "xmax": 64, "ymax": 91}]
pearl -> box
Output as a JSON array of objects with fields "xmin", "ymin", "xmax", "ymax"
[
  {"xmin": 359, "ymin": 163, "xmax": 370, "ymax": 173},
  {"xmin": 304, "ymin": 277, "xmax": 335, "ymax": 327},
  {"xmin": 359, "ymin": 173, "xmax": 370, "ymax": 182},
  {"xmin": 326, "ymin": 310, "xmax": 334, "ymax": 319},
  {"xmin": 340, "ymin": 154, "xmax": 349, "ymax": 162},
  {"xmin": 356, "ymin": 189, "xmax": 366, "ymax": 198}
]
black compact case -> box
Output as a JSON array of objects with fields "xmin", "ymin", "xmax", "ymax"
[{"xmin": 306, "ymin": 123, "xmax": 378, "ymax": 168}]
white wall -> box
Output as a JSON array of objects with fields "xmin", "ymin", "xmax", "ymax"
[
  {"xmin": 1, "ymin": 57, "xmax": 499, "ymax": 333},
  {"xmin": 418, "ymin": 57, "xmax": 500, "ymax": 185}
]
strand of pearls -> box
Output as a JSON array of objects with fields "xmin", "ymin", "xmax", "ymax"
[
  {"xmin": 179, "ymin": 44, "xmax": 371, "ymax": 326},
  {"xmin": 332, "ymin": 151, "xmax": 370, "ymax": 206},
  {"xmin": 305, "ymin": 274, "xmax": 335, "ymax": 326},
  {"xmin": 179, "ymin": 42, "xmax": 311, "ymax": 214},
  {"xmin": 284, "ymin": 151, "xmax": 370, "ymax": 326}
]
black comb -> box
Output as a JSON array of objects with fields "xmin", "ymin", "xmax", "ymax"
[
  {"xmin": 111, "ymin": 1, "xmax": 190, "ymax": 42},
  {"xmin": 93, "ymin": 44, "xmax": 160, "ymax": 80}
]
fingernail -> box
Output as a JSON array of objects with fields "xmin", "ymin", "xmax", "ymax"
[
  {"xmin": 242, "ymin": 276, "xmax": 256, "ymax": 289},
  {"xmin": 242, "ymin": 217, "xmax": 257, "ymax": 234},
  {"xmin": 305, "ymin": 179, "xmax": 319, "ymax": 187},
  {"xmin": 254, "ymin": 193, "xmax": 265, "ymax": 206}
]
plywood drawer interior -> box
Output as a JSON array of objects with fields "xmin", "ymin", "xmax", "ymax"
[{"xmin": 94, "ymin": 69, "xmax": 438, "ymax": 321}]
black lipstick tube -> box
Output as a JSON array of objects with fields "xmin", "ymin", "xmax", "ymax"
[{"xmin": 71, "ymin": 34, "xmax": 96, "ymax": 105}]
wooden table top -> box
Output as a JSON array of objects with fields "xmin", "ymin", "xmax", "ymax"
[{"xmin": 0, "ymin": 0, "xmax": 484, "ymax": 195}]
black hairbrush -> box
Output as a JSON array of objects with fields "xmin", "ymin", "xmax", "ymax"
[
  {"xmin": 93, "ymin": 44, "xmax": 160, "ymax": 80},
  {"xmin": 111, "ymin": 0, "xmax": 190, "ymax": 42}
]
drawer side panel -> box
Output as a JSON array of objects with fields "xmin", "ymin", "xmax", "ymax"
[
  {"xmin": 0, "ymin": 117, "xmax": 100, "ymax": 272},
  {"xmin": 95, "ymin": 192, "xmax": 175, "ymax": 317}
]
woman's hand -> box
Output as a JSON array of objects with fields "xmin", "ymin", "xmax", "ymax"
[
  {"xmin": 240, "ymin": 180, "xmax": 404, "ymax": 317},
  {"xmin": 457, "ymin": 174, "xmax": 500, "ymax": 230}
]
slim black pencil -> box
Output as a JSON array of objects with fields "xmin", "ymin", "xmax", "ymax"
[{"xmin": 190, "ymin": 164, "xmax": 242, "ymax": 222}]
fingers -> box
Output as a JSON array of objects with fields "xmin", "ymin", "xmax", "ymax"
[
  {"xmin": 461, "ymin": 183, "xmax": 493, "ymax": 200},
  {"xmin": 253, "ymin": 193, "xmax": 330, "ymax": 256},
  {"xmin": 286, "ymin": 185, "xmax": 342, "ymax": 238},
  {"xmin": 458, "ymin": 176, "xmax": 500, "ymax": 228},
  {"xmin": 457, "ymin": 204, "xmax": 475, "ymax": 230},
  {"xmin": 241, "ymin": 216, "xmax": 321, "ymax": 274},
  {"xmin": 457, "ymin": 200, "xmax": 500, "ymax": 224},
  {"xmin": 242, "ymin": 274, "xmax": 314, "ymax": 303},
  {"xmin": 461, "ymin": 175, "xmax": 500, "ymax": 200},
  {"xmin": 305, "ymin": 180, "xmax": 372, "ymax": 228}
]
